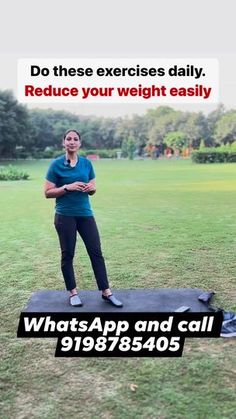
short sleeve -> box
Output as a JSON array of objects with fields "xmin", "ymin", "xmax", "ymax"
[
  {"xmin": 45, "ymin": 160, "xmax": 58, "ymax": 184},
  {"xmin": 88, "ymin": 161, "xmax": 95, "ymax": 180}
]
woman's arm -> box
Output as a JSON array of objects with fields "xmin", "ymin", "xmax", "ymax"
[
  {"xmin": 44, "ymin": 180, "xmax": 67, "ymax": 198},
  {"xmin": 44, "ymin": 180, "xmax": 86, "ymax": 198}
]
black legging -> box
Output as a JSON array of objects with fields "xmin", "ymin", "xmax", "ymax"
[{"xmin": 54, "ymin": 214, "xmax": 109, "ymax": 291}]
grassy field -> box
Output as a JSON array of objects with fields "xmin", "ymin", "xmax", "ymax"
[{"xmin": 0, "ymin": 158, "xmax": 236, "ymax": 418}]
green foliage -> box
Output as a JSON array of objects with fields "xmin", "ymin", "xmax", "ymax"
[
  {"xmin": 127, "ymin": 137, "xmax": 136, "ymax": 159},
  {"xmin": 0, "ymin": 165, "xmax": 30, "ymax": 180},
  {"xmin": 146, "ymin": 107, "xmax": 210, "ymax": 149},
  {"xmin": 214, "ymin": 110, "xmax": 236, "ymax": 144},
  {"xmin": 206, "ymin": 104, "xmax": 225, "ymax": 146},
  {"xmin": 1, "ymin": 89, "xmax": 236, "ymax": 160},
  {"xmin": 147, "ymin": 107, "xmax": 184, "ymax": 145},
  {"xmin": 40, "ymin": 147, "xmax": 55, "ymax": 159},
  {"xmin": 191, "ymin": 148, "xmax": 236, "ymax": 163},
  {"xmin": 182, "ymin": 111, "xmax": 209, "ymax": 148},
  {"xmin": 164, "ymin": 131, "xmax": 187, "ymax": 150},
  {"xmin": 29, "ymin": 148, "xmax": 119, "ymax": 159},
  {"xmin": 85, "ymin": 149, "xmax": 118, "ymax": 158},
  {"xmin": 199, "ymin": 139, "xmax": 205, "ymax": 149},
  {"xmin": 0, "ymin": 90, "xmax": 31, "ymax": 157},
  {"xmin": 53, "ymin": 149, "xmax": 70, "ymax": 158},
  {"xmin": 217, "ymin": 142, "xmax": 236, "ymax": 152},
  {"xmin": 15, "ymin": 146, "xmax": 30, "ymax": 159},
  {"xmin": 121, "ymin": 138, "xmax": 136, "ymax": 159},
  {"xmin": 121, "ymin": 138, "xmax": 128, "ymax": 157}
]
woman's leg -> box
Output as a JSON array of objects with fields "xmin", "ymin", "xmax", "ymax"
[
  {"xmin": 54, "ymin": 214, "xmax": 78, "ymax": 293},
  {"xmin": 76, "ymin": 216, "xmax": 110, "ymax": 293}
]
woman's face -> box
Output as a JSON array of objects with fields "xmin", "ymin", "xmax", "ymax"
[{"xmin": 63, "ymin": 131, "xmax": 81, "ymax": 153}]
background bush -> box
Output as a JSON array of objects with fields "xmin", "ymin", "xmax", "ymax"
[
  {"xmin": 52, "ymin": 149, "xmax": 119, "ymax": 159},
  {"xmin": 0, "ymin": 166, "xmax": 30, "ymax": 180},
  {"xmin": 20, "ymin": 148, "xmax": 120, "ymax": 159},
  {"xmin": 192, "ymin": 147, "xmax": 236, "ymax": 163}
]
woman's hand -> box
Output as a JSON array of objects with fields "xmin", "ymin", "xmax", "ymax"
[
  {"xmin": 44, "ymin": 179, "xmax": 96, "ymax": 199},
  {"xmin": 82, "ymin": 181, "xmax": 96, "ymax": 194},
  {"xmin": 66, "ymin": 181, "xmax": 86, "ymax": 192}
]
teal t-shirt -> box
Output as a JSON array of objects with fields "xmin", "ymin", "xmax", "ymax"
[{"xmin": 45, "ymin": 155, "xmax": 95, "ymax": 216}]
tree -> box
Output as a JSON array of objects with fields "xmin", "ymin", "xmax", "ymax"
[
  {"xmin": 99, "ymin": 117, "xmax": 118, "ymax": 149},
  {"xmin": 206, "ymin": 104, "xmax": 225, "ymax": 146},
  {"xmin": 28, "ymin": 109, "xmax": 81, "ymax": 151},
  {"xmin": 0, "ymin": 90, "xmax": 30, "ymax": 157},
  {"xmin": 80, "ymin": 117, "xmax": 103, "ymax": 149},
  {"xmin": 164, "ymin": 131, "xmax": 188, "ymax": 151},
  {"xmin": 182, "ymin": 112, "xmax": 208, "ymax": 148},
  {"xmin": 128, "ymin": 114, "xmax": 148, "ymax": 147},
  {"xmin": 127, "ymin": 137, "xmax": 136, "ymax": 160},
  {"xmin": 146, "ymin": 107, "xmax": 186, "ymax": 145},
  {"xmin": 114, "ymin": 116, "xmax": 134, "ymax": 147},
  {"xmin": 214, "ymin": 110, "xmax": 236, "ymax": 144},
  {"xmin": 121, "ymin": 138, "xmax": 128, "ymax": 157},
  {"xmin": 28, "ymin": 109, "xmax": 54, "ymax": 151}
]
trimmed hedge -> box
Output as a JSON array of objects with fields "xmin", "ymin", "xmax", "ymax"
[
  {"xmin": 0, "ymin": 165, "xmax": 30, "ymax": 180},
  {"xmin": 192, "ymin": 148, "xmax": 236, "ymax": 163},
  {"xmin": 85, "ymin": 149, "xmax": 119, "ymax": 158},
  {"xmin": 52, "ymin": 149, "xmax": 86, "ymax": 158},
  {"xmin": 31, "ymin": 149, "xmax": 120, "ymax": 159}
]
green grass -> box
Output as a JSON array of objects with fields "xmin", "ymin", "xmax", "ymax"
[{"xmin": 0, "ymin": 158, "xmax": 236, "ymax": 418}]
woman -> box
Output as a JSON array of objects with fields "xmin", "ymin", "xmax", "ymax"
[{"xmin": 44, "ymin": 129, "xmax": 123, "ymax": 308}]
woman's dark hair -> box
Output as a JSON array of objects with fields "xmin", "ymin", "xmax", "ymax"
[{"xmin": 63, "ymin": 129, "xmax": 81, "ymax": 141}]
